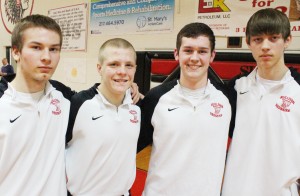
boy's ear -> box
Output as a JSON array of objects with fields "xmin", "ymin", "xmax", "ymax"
[
  {"xmin": 245, "ymin": 38, "xmax": 250, "ymax": 47},
  {"xmin": 12, "ymin": 47, "xmax": 20, "ymax": 62},
  {"xmin": 284, "ymin": 35, "xmax": 292, "ymax": 49},
  {"xmin": 174, "ymin": 48, "xmax": 179, "ymax": 61},
  {"xmin": 209, "ymin": 50, "xmax": 216, "ymax": 64},
  {"xmin": 97, "ymin": 63, "xmax": 102, "ymax": 73}
]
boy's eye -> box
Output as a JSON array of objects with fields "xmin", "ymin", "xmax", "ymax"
[
  {"xmin": 184, "ymin": 49, "xmax": 193, "ymax": 53},
  {"xmin": 253, "ymin": 38, "xmax": 262, "ymax": 43},
  {"xmin": 32, "ymin": 46, "xmax": 41, "ymax": 50},
  {"xmin": 109, "ymin": 63, "xmax": 117, "ymax": 67},
  {"xmin": 199, "ymin": 50, "xmax": 208, "ymax": 54},
  {"xmin": 126, "ymin": 64, "xmax": 135, "ymax": 68},
  {"xmin": 50, "ymin": 47, "xmax": 60, "ymax": 52}
]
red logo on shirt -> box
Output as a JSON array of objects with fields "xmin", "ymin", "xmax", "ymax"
[
  {"xmin": 275, "ymin": 96, "xmax": 295, "ymax": 112},
  {"xmin": 210, "ymin": 103, "xmax": 223, "ymax": 117},
  {"xmin": 129, "ymin": 110, "xmax": 138, "ymax": 123},
  {"xmin": 51, "ymin": 99, "xmax": 61, "ymax": 115}
]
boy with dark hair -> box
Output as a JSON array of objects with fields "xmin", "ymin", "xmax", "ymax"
[
  {"xmin": 66, "ymin": 38, "xmax": 140, "ymax": 196},
  {"xmin": 0, "ymin": 14, "xmax": 75, "ymax": 195},
  {"xmin": 138, "ymin": 22, "xmax": 231, "ymax": 195},
  {"xmin": 222, "ymin": 8, "xmax": 300, "ymax": 196}
]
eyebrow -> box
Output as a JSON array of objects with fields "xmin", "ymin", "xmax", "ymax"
[
  {"xmin": 29, "ymin": 41, "xmax": 61, "ymax": 47},
  {"xmin": 182, "ymin": 46, "xmax": 209, "ymax": 50}
]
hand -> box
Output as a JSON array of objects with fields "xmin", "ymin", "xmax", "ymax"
[{"xmin": 130, "ymin": 83, "xmax": 144, "ymax": 104}]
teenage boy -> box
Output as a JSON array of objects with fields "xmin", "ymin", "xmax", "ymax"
[
  {"xmin": 0, "ymin": 15, "xmax": 75, "ymax": 195},
  {"xmin": 66, "ymin": 38, "xmax": 141, "ymax": 196},
  {"xmin": 222, "ymin": 8, "xmax": 300, "ymax": 196},
  {"xmin": 137, "ymin": 22, "xmax": 231, "ymax": 196}
]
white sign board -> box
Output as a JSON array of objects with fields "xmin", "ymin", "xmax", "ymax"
[{"xmin": 48, "ymin": 3, "xmax": 88, "ymax": 51}]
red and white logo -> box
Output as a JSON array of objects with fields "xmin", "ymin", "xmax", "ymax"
[
  {"xmin": 198, "ymin": 0, "xmax": 230, "ymax": 13},
  {"xmin": 275, "ymin": 96, "xmax": 295, "ymax": 112},
  {"xmin": 51, "ymin": 99, "xmax": 61, "ymax": 115},
  {"xmin": 129, "ymin": 110, "xmax": 138, "ymax": 123},
  {"xmin": 0, "ymin": 0, "xmax": 34, "ymax": 34},
  {"xmin": 210, "ymin": 102, "xmax": 223, "ymax": 117}
]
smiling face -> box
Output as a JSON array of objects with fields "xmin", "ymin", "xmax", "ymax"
[
  {"xmin": 247, "ymin": 33, "xmax": 291, "ymax": 72},
  {"xmin": 97, "ymin": 46, "xmax": 136, "ymax": 102},
  {"xmin": 12, "ymin": 27, "xmax": 61, "ymax": 91},
  {"xmin": 175, "ymin": 36, "xmax": 215, "ymax": 89}
]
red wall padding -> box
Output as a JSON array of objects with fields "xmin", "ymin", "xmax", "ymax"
[
  {"xmin": 210, "ymin": 61, "xmax": 256, "ymax": 80},
  {"xmin": 151, "ymin": 59, "xmax": 300, "ymax": 80},
  {"xmin": 211, "ymin": 61, "xmax": 300, "ymax": 80},
  {"xmin": 151, "ymin": 59, "xmax": 178, "ymax": 75}
]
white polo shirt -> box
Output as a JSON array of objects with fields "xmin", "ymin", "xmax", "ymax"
[
  {"xmin": 140, "ymin": 80, "xmax": 231, "ymax": 196},
  {"xmin": 66, "ymin": 84, "xmax": 141, "ymax": 196},
  {"xmin": 0, "ymin": 80, "xmax": 72, "ymax": 196},
  {"xmin": 222, "ymin": 68, "xmax": 300, "ymax": 196}
]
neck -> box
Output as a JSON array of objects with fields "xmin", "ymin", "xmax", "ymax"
[
  {"xmin": 257, "ymin": 65, "xmax": 288, "ymax": 81},
  {"xmin": 98, "ymin": 85, "xmax": 125, "ymax": 107},
  {"xmin": 179, "ymin": 76, "xmax": 208, "ymax": 90},
  {"xmin": 11, "ymin": 73, "xmax": 46, "ymax": 93}
]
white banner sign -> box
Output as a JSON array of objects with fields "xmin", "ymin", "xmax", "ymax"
[
  {"xmin": 196, "ymin": 0, "xmax": 300, "ymax": 36},
  {"xmin": 90, "ymin": 0, "xmax": 174, "ymax": 35}
]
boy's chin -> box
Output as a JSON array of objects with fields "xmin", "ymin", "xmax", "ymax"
[
  {"xmin": 35, "ymin": 74, "xmax": 52, "ymax": 82},
  {"xmin": 112, "ymin": 87, "xmax": 129, "ymax": 95}
]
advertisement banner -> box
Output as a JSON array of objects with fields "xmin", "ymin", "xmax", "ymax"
[
  {"xmin": 90, "ymin": 0, "xmax": 174, "ymax": 35},
  {"xmin": 196, "ymin": 0, "xmax": 300, "ymax": 36}
]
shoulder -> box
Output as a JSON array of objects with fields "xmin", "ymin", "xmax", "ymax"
[
  {"xmin": 209, "ymin": 82, "xmax": 231, "ymax": 105},
  {"xmin": 207, "ymin": 78, "xmax": 228, "ymax": 98},
  {"xmin": 49, "ymin": 80, "xmax": 76, "ymax": 100},
  {"xmin": 145, "ymin": 79, "xmax": 177, "ymax": 100},
  {"xmin": 229, "ymin": 71, "xmax": 250, "ymax": 87},
  {"xmin": 66, "ymin": 84, "xmax": 99, "ymax": 143},
  {"xmin": 0, "ymin": 79, "xmax": 8, "ymax": 98},
  {"xmin": 141, "ymin": 80, "xmax": 177, "ymax": 112},
  {"xmin": 71, "ymin": 83, "xmax": 99, "ymax": 106},
  {"xmin": 290, "ymin": 67, "xmax": 300, "ymax": 85}
]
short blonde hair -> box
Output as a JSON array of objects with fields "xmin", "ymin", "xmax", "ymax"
[{"xmin": 98, "ymin": 38, "xmax": 136, "ymax": 64}]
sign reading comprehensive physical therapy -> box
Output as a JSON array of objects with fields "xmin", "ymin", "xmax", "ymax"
[
  {"xmin": 196, "ymin": 0, "xmax": 300, "ymax": 36},
  {"xmin": 90, "ymin": 0, "xmax": 174, "ymax": 35}
]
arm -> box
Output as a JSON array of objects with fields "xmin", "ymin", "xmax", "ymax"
[
  {"xmin": 0, "ymin": 70, "xmax": 6, "ymax": 76},
  {"xmin": 130, "ymin": 82, "xmax": 144, "ymax": 104},
  {"xmin": 137, "ymin": 80, "xmax": 176, "ymax": 152},
  {"xmin": 50, "ymin": 80, "xmax": 77, "ymax": 100},
  {"xmin": 137, "ymin": 95, "xmax": 154, "ymax": 153},
  {"xmin": 66, "ymin": 86, "xmax": 97, "ymax": 144},
  {"xmin": 227, "ymin": 78, "xmax": 237, "ymax": 139}
]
